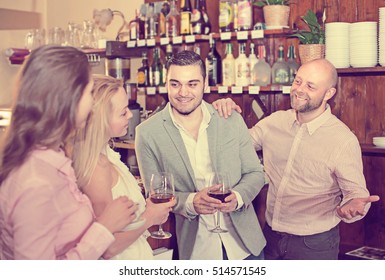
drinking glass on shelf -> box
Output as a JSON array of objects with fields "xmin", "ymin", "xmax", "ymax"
[
  {"xmin": 149, "ymin": 172, "xmax": 175, "ymax": 239},
  {"xmin": 207, "ymin": 172, "xmax": 231, "ymax": 233}
]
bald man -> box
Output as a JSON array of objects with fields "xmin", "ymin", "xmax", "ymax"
[{"xmin": 214, "ymin": 59, "xmax": 379, "ymax": 260}]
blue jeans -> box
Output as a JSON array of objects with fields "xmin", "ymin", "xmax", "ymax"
[
  {"xmin": 222, "ymin": 244, "xmax": 265, "ymax": 260},
  {"xmin": 263, "ymin": 224, "xmax": 340, "ymax": 260}
]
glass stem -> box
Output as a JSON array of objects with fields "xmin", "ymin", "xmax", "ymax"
[{"xmin": 158, "ymin": 224, "xmax": 165, "ymax": 234}]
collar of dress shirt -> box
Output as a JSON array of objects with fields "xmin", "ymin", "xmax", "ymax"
[
  {"xmin": 168, "ymin": 101, "xmax": 211, "ymax": 132},
  {"xmin": 288, "ymin": 104, "xmax": 332, "ymax": 136}
]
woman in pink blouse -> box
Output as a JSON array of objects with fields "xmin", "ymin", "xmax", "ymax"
[{"xmin": 0, "ymin": 45, "xmax": 137, "ymax": 260}]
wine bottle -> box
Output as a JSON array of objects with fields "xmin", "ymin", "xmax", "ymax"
[
  {"xmin": 191, "ymin": 0, "xmax": 204, "ymax": 35},
  {"xmin": 145, "ymin": 3, "xmax": 157, "ymax": 39},
  {"xmin": 287, "ymin": 45, "xmax": 300, "ymax": 83},
  {"xmin": 235, "ymin": 43, "xmax": 250, "ymax": 86},
  {"xmin": 128, "ymin": 9, "xmax": 140, "ymax": 41},
  {"xmin": 162, "ymin": 44, "xmax": 173, "ymax": 85},
  {"xmin": 206, "ymin": 35, "xmax": 222, "ymax": 86},
  {"xmin": 151, "ymin": 48, "xmax": 162, "ymax": 87},
  {"xmin": 219, "ymin": 0, "xmax": 234, "ymax": 32},
  {"xmin": 271, "ymin": 45, "xmax": 290, "ymax": 85},
  {"xmin": 253, "ymin": 45, "xmax": 271, "ymax": 86},
  {"xmin": 137, "ymin": 52, "xmax": 150, "ymax": 87},
  {"xmin": 249, "ymin": 43, "xmax": 258, "ymax": 84},
  {"xmin": 237, "ymin": 0, "xmax": 252, "ymax": 31},
  {"xmin": 180, "ymin": 0, "xmax": 192, "ymax": 35},
  {"xmin": 159, "ymin": 1, "xmax": 170, "ymax": 37},
  {"xmin": 222, "ymin": 43, "xmax": 235, "ymax": 86},
  {"xmin": 165, "ymin": 0, "xmax": 180, "ymax": 37},
  {"xmin": 201, "ymin": 0, "xmax": 211, "ymax": 35}
]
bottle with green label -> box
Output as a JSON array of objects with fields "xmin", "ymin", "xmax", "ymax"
[{"xmin": 271, "ymin": 45, "xmax": 289, "ymax": 85}]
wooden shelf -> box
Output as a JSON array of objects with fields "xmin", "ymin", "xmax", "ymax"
[
  {"xmin": 337, "ymin": 66, "xmax": 385, "ymax": 75},
  {"xmin": 360, "ymin": 143, "xmax": 385, "ymax": 155}
]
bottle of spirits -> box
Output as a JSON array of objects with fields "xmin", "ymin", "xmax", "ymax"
[
  {"xmin": 162, "ymin": 44, "xmax": 173, "ymax": 85},
  {"xmin": 271, "ymin": 45, "xmax": 289, "ymax": 85},
  {"xmin": 138, "ymin": 7, "xmax": 146, "ymax": 40},
  {"xmin": 165, "ymin": 0, "xmax": 180, "ymax": 37},
  {"xmin": 151, "ymin": 47, "xmax": 162, "ymax": 87},
  {"xmin": 191, "ymin": 0, "xmax": 205, "ymax": 35},
  {"xmin": 253, "ymin": 45, "xmax": 271, "ymax": 86},
  {"xmin": 206, "ymin": 35, "xmax": 222, "ymax": 86},
  {"xmin": 237, "ymin": 0, "xmax": 252, "ymax": 31},
  {"xmin": 222, "ymin": 43, "xmax": 235, "ymax": 86},
  {"xmin": 180, "ymin": 0, "xmax": 192, "ymax": 35},
  {"xmin": 145, "ymin": 3, "xmax": 157, "ymax": 39},
  {"xmin": 137, "ymin": 52, "xmax": 150, "ymax": 87},
  {"xmin": 201, "ymin": 0, "xmax": 211, "ymax": 35},
  {"xmin": 249, "ymin": 43, "xmax": 258, "ymax": 84},
  {"xmin": 159, "ymin": 1, "xmax": 170, "ymax": 37},
  {"xmin": 128, "ymin": 9, "xmax": 140, "ymax": 41},
  {"xmin": 287, "ymin": 44, "xmax": 299, "ymax": 83},
  {"xmin": 235, "ymin": 43, "xmax": 250, "ymax": 86},
  {"xmin": 219, "ymin": 0, "xmax": 233, "ymax": 32}
]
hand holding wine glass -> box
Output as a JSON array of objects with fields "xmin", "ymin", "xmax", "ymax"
[
  {"xmin": 149, "ymin": 172, "xmax": 175, "ymax": 239},
  {"xmin": 207, "ymin": 172, "xmax": 231, "ymax": 233}
]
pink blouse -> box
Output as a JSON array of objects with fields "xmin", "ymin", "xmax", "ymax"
[{"xmin": 0, "ymin": 148, "xmax": 114, "ymax": 259}]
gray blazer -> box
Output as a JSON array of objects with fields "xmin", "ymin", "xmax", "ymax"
[{"xmin": 135, "ymin": 101, "xmax": 266, "ymax": 259}]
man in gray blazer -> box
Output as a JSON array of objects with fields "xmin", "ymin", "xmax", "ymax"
[{"xmin": 135, "ymin": 51, "xmax": 266, "ymax": 260}]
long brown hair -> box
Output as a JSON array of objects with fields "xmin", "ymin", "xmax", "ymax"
[{"xmin": 0, "ymin": 45, "xmax": 91, "ymax": 184}]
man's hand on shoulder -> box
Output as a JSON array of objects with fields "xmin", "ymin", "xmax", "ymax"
[{"xmin": 212, "ymin": 98, "xmax": 242, "ymax": 119}]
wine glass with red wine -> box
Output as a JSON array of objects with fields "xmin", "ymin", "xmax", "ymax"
[
  {"xmin": 207, "ymin": 172, "xmax": 231, "ymax": 233},
  {"xmin": 149, "ymin": 172, "xmax": 175, "ymax": 239}
]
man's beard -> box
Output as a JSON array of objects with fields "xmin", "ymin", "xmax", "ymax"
[{"xmin": 290, "ymin": 90, "xmax": 325, "ymax": 113}]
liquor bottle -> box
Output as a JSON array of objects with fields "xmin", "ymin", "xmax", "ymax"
[
  {"xmin": 165, "ymin": 0, "xmax": 180, "ymax": 37},
  {"xmin": 145, "ymin": 3, "xmax": 157, "ymax": 39},
  {"xmin": 162, "ymin": 44, "xmax": 173, "ymax": 85},
  {"xmin": 137, "ymin": 52, "xmax": 150, "ymax": 87},
  {"xmin": 201, "ymin": 0, "xmax": 211, "ymax": 35},
  {"xmin": 287, "ymin": 45, "xmax": 299, "ymax": 83},
  {"xmin": 233, "ymin": 1, "xmax": 238, "ymax": 32},
  {"xmin": 249, "ymin": 43, "xmax": 258, "ymax": 84},
  {"xmin": 237, "ymin": 0, "xmax": 252, "ymax": 31},
  {"xmin": 253, "ymin": 45, "xmax": 271, "ymax": 86},
  {"xmin": 159, "ymin": 1, "xmax": 171, "ymax": 37},
  {"xmin": 235, "ymin": 43, "xmax": 250, "ymax": 86},
  {"xmin": 138, "ymin": 7, "xmax": 146, "ymax": 40},
  {"xmin": 222, "ymin": 43, "xmax": 235, "ymax": 86},
  {"xmin": 271, "ymin": 45, "xmax": 290, "ymax": 85},
  {"xmin": 180, "ymin": 0, "xmax": 192, "ymax": 35},
  {"xmin": 151, "ymin": 47, "xmax": 162, "ymax": 87},
  {"xmin": 219, "ymin": 0, "xmax": 234, "ymax": 32},
  {"xmin": 206, "ymin": 35, "xmax": 222, "ymax": 86},
  {"xmin": 128, "ymin": 9, "xmax": 140, "ymax": 41},
  {"xmin": 191, "ymin": 0, "xmax": 205, "ymax": 35}
]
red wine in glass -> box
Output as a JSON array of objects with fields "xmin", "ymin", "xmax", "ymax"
[
  {"xmin": 208, "ymin": 191, "xmax": 231, "ymax": 203},
  {"xmin": 150, "ymin": 193, "xmax": 175, "ymax": 204}
]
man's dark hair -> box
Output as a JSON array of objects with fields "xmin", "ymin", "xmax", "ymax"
[{"xmin": 166, "ymin": 50, "xmax": 206, "ymax": 80}]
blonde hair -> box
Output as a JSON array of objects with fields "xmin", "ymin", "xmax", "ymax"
[{"xmin": 72, "ymin": 74, "xmax": 123, "ymax": 188}]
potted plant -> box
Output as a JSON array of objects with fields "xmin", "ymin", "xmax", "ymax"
[
  {"xmin": 254, "ymin": 1, "xmax": 291, "ymax": 28},
  {"xmin": 291, "ymin": 9, "xmax": 325, "ymax": 64}
]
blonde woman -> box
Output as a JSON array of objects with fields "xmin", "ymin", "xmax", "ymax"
[{"xmin": 72, "ymin": 74, "xmax": 175, "ymax": 260}]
